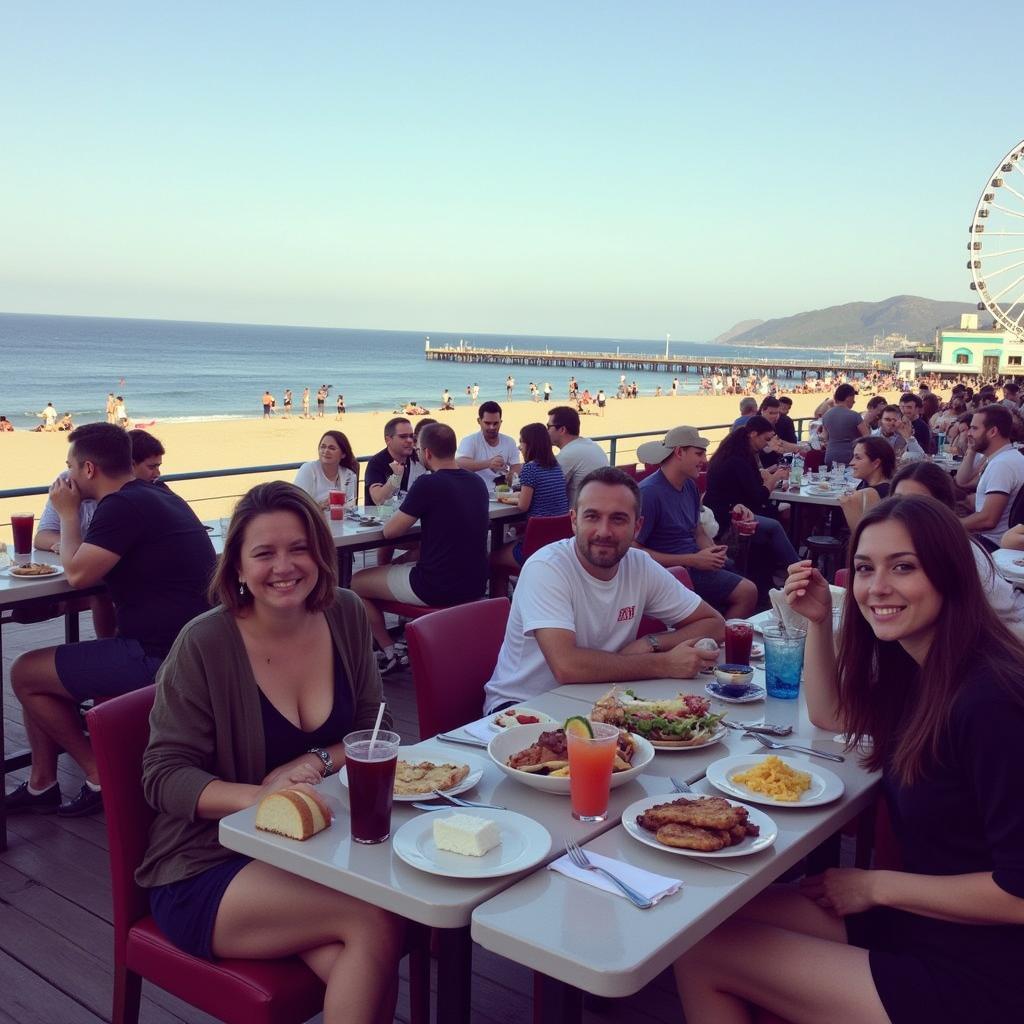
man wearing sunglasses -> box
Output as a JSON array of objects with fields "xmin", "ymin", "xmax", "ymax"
[{"xmin": 364, "ymin": 417, "xmax": 426, "ymax": 507}]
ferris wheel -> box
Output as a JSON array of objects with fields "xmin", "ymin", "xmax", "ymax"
[{"xmin": 968, "ymin": 138, "xmax": 1024, "ymax": 342}]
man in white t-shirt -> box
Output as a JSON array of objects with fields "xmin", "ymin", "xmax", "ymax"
[
  {"xmin": 484, "ymin": 467, "xmax": 723, "ymax": 711},
  {"xmin": 546, "ymin": 405, "xmax": 609, "ymax": 504},
  {"xmin": 455, "ymin": 401, "xmax": 521, "ymax": 487},
  {"xmin": 958, "ymin": 404, "xmax": 1024, "ymax": 550}
]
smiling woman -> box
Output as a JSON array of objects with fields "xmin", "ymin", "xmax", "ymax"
[{"xmin": 136, "ymin": 482, "xmax": 404, "ymax": 1024}]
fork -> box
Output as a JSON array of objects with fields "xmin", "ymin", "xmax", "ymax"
[
  {"xmin": 563, "ymin": 839, "xmax": 654, "ymax": 909},
  {"xmin": 669, "ymin": 777, "xmax": 694, "ymax": 794},
  {"xmin": 430, "ymin": 788, "xmax": 506, "ymax": 810},
  {"xmin": 744, "ymin": 732, "xmax": 845, "ymax": 763}
]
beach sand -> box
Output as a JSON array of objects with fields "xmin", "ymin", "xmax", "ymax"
[{"xmin": 1, "ymin": 390, "xmax": 909, "ymax": 531}]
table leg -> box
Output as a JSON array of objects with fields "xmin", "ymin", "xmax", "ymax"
[
  {"xmin": 337, "ymin": 551, "xmax": 354, "ymax": 589},
  {"xmin": 64, "ymin": 608, "xmax": 80, "ymax": 644},
  {"xmin": 435, "ymin": 925, "xmax": 472, "ymax": 1024},
  {"xmin": 532, "ymin": 972, "xmax": 583, "ymax": 1024}
]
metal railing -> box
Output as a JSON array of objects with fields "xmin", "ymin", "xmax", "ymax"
[{"xmin": 0, "ymin": 419, "xmax": 812, "ymax": 528}]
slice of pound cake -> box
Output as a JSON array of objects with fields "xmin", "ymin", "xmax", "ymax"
[{"xmin": 255, "ymin": 787, "xmax": 332, "ymax": 840}]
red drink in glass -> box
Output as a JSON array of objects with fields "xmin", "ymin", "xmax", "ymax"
[
  {"xmin": 344, "ymin": 729, "xmax": 400, "ymax": 844},
  {"xmin": 11, "ymin": 514, "xmax": 34, "ymax": 557},
  {"xmin": 328, "ymin": 490, "xmax": 346, "ymax": 520},
  {"xmin": 724, "ymin": 619, "xmax": 754, "ymax": 664},
  {"xmin": 737, "ymin": 518, "xmax": 758, "ymax": 537},
  {"xmin": 567, "ymin": 721, "xmax": 619, "ymax": 822}
]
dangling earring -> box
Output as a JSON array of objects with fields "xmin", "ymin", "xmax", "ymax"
[{"xmin": 239, "ymin": 580, "xmax": 248, "ymax": 597}]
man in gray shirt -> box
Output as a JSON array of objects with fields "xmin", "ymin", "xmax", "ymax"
[
  {"xmin": 821, "ymin": 383, "xmax": 868, "ymax": 466},
  {"xmin": 546, "ymin": 405, "xmax": 608, "ymax": 504}
]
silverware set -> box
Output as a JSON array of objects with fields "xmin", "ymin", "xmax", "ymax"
[
  {"xmin": 411, "ymin": 788, "xmax": 505, "ymax": 811},
  {"xmin": 744, "ymin": 731, "xmax": 844, "ymax": 762},
  {"xmin": 562, "ymin": 838, "xmax": 654, "ymax": 910}
]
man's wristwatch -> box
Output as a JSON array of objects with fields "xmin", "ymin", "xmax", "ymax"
[
  {"xmin": 647, "ymin": 633, "xmax": 662, "ymax": 652},
  {"xmin": 308, "ymin": 747, "xmax": 334, "ymax": 776}
]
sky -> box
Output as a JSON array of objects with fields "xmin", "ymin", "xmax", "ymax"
[{"xmin": 2, "ymin": 1, "xmax": 1022, "ymax": 341}]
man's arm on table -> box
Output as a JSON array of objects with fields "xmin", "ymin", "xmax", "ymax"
[
  {"xmin": 960, "ymin": 492, "xmax": 1008, "ymax": 534},
  {"xmin": 34, "ymin": 529, "xmax": 61, "ymax": 553},
  {"xmin": 534, "ymin": 599, "xmax": 723, "ymax": 685},
  {"xmin": 382, "ymin": 510, "xmax": 418, "ymax": 540},
  {"xmin": 455, "ymin": 454, "xmax": 503, "ymax": 472},
  {"xmin": 635, "ymin": 525, "xmax": 727, "ymax": 572}
]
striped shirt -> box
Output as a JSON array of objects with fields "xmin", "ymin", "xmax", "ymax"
[{"xmin": 520, "ymin": 461, "xmax": 569, "ymax": 519}]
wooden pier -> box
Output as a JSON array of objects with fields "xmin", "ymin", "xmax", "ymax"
[{"xmin": 424, "ymin": 342, "xmax": 878, "ymax": 379}]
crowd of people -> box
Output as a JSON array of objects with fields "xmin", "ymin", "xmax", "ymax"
[{"xmin": 6, "ymin": 379, "xmax": 1024, "ymax": 1022}]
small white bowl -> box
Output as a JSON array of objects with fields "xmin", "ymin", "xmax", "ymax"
[
  {"xmin": 487, "ymin": 722, "xmax": 654, "ymax": 795},
  {"xmin": 715, "ymin": 664, "xmax": 754, "ymax": 689}
]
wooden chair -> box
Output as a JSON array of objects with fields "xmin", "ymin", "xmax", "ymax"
[
  {"xmin": 88, "ymin": 686, "xmax": 429, "ymax": 1024},
  {"xmin": 405, "ymin": 598, "xmax": 511, "ymax": 738}
]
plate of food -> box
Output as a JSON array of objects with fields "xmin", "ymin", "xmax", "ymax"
[
  {"xmin": 338, "ymin": 746, "xmax": 487, "ymax": 802},
  {"xmin": 2, "ymin": 563, "xmax": 64, "ymax": 579},
  {"xmin": 392, "ymin": 808, "xmax": 551, "ymax": 878},
  {"xmin": 591, "ymin": 688, "xmax": 727, "ymax": 749},
  {"xmin": 706, "ymin": 754, "xmax": 844, "ymax": 807},
  {"xmin": 489, "ymin": 706, "xmax": 557, "ymax": 731},
  {"xmin": 622, "ymin": 793, "xmax": 777, "ymax": 858},
  {"xmin": 487, "ymin": 720, "xmax": 654, "ymax": 794}
]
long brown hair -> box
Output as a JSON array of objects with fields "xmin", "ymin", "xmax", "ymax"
[
  {"xmin": 837, "ymin": 496, "xmax": 1024, "ymax": 784},
  {"xmin": 319, "ymin": 430, "xmax": 358, "ymax": 474},
  {"xmin": 210, "ymin": 482, "xmax": 338, "ymax": 613},
  {"xmin": 519, "ymin": 422, "xmax": 557, "ymax": 468}
]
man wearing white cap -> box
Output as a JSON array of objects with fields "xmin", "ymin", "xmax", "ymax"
[{"xmin": 634, "ymin": 426, "xmax": 757, "ymax": 618}]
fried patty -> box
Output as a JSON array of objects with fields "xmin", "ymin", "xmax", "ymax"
[
  {"xmin": 655, "ymin": 823, "xmax": 728, "ymax": 851},
  {"xmin": 637, "ymin": 796, "xmax": 746, "ymax": 832}
]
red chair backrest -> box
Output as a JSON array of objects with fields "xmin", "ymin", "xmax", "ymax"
[
  {"xmin": 834, "ymin": 567, "xmax": 849, "ymax": 588},
  {"xmin": 405, "ymin": 598, "xmax": 511, "ymax": 738},
  {"xmin": 615, "ymin": 463, "xmax": 658, "ymax": 482},
  {"xmin": 86, "ymin": 685, "xmax": 158, "ymax": 954},
  {"xmin": 615, "ymin": 463, "xmax": 641, "ymax": 480},
  {"xmin": 636, "ymin": 565, "xmax": 696, "ymax": 636},
  {"xmin": 802, "ymin": 449, "xmax": 824, "ymax": 474},
  {"xmin": 521, "ymin": 513, "xmax": 573, "ymax": 560}
]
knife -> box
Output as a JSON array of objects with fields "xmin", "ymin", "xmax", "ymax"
[{"xmin": 436, "ymin": 732, "xmax": 489, "ymax": 748}]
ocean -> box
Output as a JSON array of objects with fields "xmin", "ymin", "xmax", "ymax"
[{"xmin": 0, "ymin": 312, "xmax": 850, "ymax": 430}]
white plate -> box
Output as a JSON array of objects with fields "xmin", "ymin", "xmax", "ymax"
[
  {"xmin": 1, "ymin": 564, "xmax": 65, "ymax": 579},
  {"xmin": 648, "ymin": 726, "xmax": 727, "ymax": 751},
  {"xmin": 992, "ymin": 549, "xmax": 1024, "ymax": 580},
  {"xmin": 338, "ymin": 746, "xmax": 487, "ymax": 803},
  {"xmin": 706, "ymin": 754, "xmax": 845, "ymax": 807},
  {"xmin": 487, "ymin": 722, "xmax": 655, "ymax": 794},
  {"xmin": 392, "ymin": 808, "xmax": 551, "ymax": 878},
  {"xmin": 488, "ymin": 707, "xmax": 557, "ymax": 731},
  {"xmin": 705, "ymin": 681, "xmax": 766, "ymax": 704},
  {"xmin": 621, "ymin": 793, "xmax": 778, "ymax": 858}
]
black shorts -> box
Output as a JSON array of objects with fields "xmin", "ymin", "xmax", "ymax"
[{"xmin": 54, "ymin": 637, "xmax": 165, "ymax": 701}]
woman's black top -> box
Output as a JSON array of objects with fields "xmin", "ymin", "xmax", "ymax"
[{"xmin": 704, "ymin": 453, "xmax": 773, "ymax": 536}]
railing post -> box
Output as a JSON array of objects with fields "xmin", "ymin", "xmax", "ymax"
[{"xmin": 608, "ymin": 437, "xmax": 617, "ymax": 465}]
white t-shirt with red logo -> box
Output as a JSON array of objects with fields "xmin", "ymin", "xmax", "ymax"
[{"xmin": 483, "ymin": 539, "xmax": 702, "ymax": 711}]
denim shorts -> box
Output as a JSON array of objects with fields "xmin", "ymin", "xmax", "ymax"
[
  {"xmin": 54, "ymin": 637, "xmax": 166, "ymax": 702},
  {"xmin": 686, "ymin": 567, "xmax": 745, "ymax": 613}
]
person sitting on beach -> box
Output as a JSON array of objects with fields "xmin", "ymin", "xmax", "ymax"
[
  {"xmin": 136, "ymin": 482, "xmax": 405, "ymax": 1022},
  {"xmin": 402, "ymin": 401, "xmax": 428, "ymax": 416},
  {"xmin": 837, "ymin": 436, "xmax": 896, "ymax": 531},
  {"xmin": 56, "ymin": 412, "xmax": 74, "ymax": 431},
  {"xmin": 483, "ymin": 467, "xmax": 722, "ymax": 712},
  {"xmin": 675, "ymin": 496, "xmax": 1024, "ymax": 1024},
  {"xmin": 352, "ymin": 423, "xmax": 490, "ymax": 674},
  {"xmin": 638, "ymin": 425, "xmax": 786, "ymax": 619},
  {"xmin": 0, "ymin": 415, "xmax": 14, "ymax": 432},
  {"xmin": 954, "ymin": 404, "xmax": 1024, "ymax": 551},
  {"xmin": 294, "ymin": 430, "xmax": 359, "ymax": 510},
  {"xmin": 545, "ymin": 405, "xmax": 609, "ymax": 505},
  {"xmin": 6, "ymin": 423, "xmax": 216, "ymax": 817},
  {"xmin": 440, "ymin": 389, "xmax": 454, "ymax": 411},
  {"xmin": 490, "ymin": 423, "xmax": 569, "ymax": 587},
  {"xmin": 455, "ymin": 401, "xmax": 521, "ymax": 488}
]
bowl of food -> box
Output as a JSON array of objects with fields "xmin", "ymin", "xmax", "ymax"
[
  {"xmin": 714, "ymin": 664, "xmax": 754, "ymax": 696},
  {"xmin": 487, "ymin": 720, "xmax": 654, "ymax": 794}
]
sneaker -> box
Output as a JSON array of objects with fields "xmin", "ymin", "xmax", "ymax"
[
  {"xmin": 392, "ymin": 639, "xmax": 408, "ymax": 653},
  {"xmin": 379, "ymin": 652, "xmax": 409, "ymax": 676},
  {"xmin": 4, "ymin": 781, "xmax": 61, "ymax": 815},
  {"xmin": 57, "ymin": 783, "xmax": 104, "ymax": 818}
]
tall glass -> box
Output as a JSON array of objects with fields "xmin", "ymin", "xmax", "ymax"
[
  {"xmin": 344, "ymin": 729, "xmax": 400, "ymax": 844},
  {"xmin": 328, "ymin": 490, "xmax": 346, "ymax": 520},
  {"xmin": 724, "ymin": 619, "xmax": 754, "ymax": 664},
  {"xmin": 11, "ymin": 513, "xmax": 34, "ymax": 563},
  {"xmin": 763, "ymin": 626, "xmax": 807, "ymax": 700},
  {"xmin": 567, "ymin": 721, "xmax": 619, "ymax": 822}
]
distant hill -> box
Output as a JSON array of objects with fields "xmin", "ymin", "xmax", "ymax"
[
  {"xmin": 713, "ymin": 319, "xmax": 765, "ymax": 344},
  {"xmin": 713, "ymin": 295, "xmax": 982, "ymax": 348}
]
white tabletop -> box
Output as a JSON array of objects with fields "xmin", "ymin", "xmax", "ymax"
[
  {"xmin": 770, "ymin": 484, "xmax": 844, "ymax": 507},
  {"xmin": 0, "ymin": 552, "xmax": 81, "ymax": 608}
]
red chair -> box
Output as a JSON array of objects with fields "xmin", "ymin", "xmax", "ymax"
[
  {"xmin": 88, "ymin": 687, "xmax": 429, "ymax": 1024},
  {"xmin": 616, "ymin": 463, "xmax": 658, "ymax": 482},
  {"xmin": 405, "ymin": 598, "xmax": 511, "ymax": 738},
  {"xmin": 521, "ymin": 512, "xmax": 572, "ymax": 559},
  {"xmin": 636, "ymin": 566, "xmax": 695, "ymax": 638},
  {"xmin": 833, "ymin": 567, "xmax": 849, "ymax": 588},
  {"xmin": 374, "ymin": 598, "xmax": 440, "ymax": 622}
]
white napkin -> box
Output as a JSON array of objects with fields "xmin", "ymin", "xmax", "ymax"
[
  {"xmin": 769, "ymin": 585, "xmax": 845, "ymax": 632},
  {"xmin": 549, "ymin": 850, "xmax": 682, "ymax": 904},
  {"xmin": 461, "ymin": 718, "xmax": 496, "ymax": 744}
]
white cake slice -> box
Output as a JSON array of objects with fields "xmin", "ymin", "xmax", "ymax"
[{"xmin": 432, "ymin": 813, "xmax": 501, "ymax": 857}]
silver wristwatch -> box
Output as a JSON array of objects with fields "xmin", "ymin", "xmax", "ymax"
[
  {"xmin": 647, "ymin": 633, "xmax": 662, "ymax": 652},
  {"xmin": 308, "ymin": 747, "xmax": 334, "ymax": 776}
]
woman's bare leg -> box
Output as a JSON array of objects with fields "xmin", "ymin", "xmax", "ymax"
[
  {"xmin": 674, "ymin": 886, "xmax": 890, "ymax": 1024},
  {"xmin": 213, "ymin": 861, "xmax": 404, "ymax": 1024}
]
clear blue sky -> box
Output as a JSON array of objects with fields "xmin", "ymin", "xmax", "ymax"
[{"xmin": 1, "ymin": 1, "xmax": 1020, "ymax": 340}]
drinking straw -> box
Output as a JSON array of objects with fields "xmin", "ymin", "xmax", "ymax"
[{"xmin": 368, "ymin": 701, "xmax": 386, "ymax": 756}]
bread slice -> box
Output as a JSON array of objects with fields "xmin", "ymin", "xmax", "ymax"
[{"xmin": 255, "ymin": 787, "xmax": 332, "ymax": 840}]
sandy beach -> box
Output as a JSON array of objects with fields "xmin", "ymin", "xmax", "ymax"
[{"xmin": 0, "ymin": 390, "xmax": 909, "ymax": 530}]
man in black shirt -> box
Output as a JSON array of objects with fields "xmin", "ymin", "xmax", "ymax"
[
  {"xmin": 352, "ymin": 423, "xmax": 489, "ymax": 673},
  {"xmin": 6, "ymin": 423, "xmax": 215, "ymax": 817},
  {"xmin": 775, "ymin": 396, "xmax": 799, "ymax": 445},
  {"xmin": 899, "ymin": 392, "xmax": 932, "ymax": 453},
  {"xmin": 363, "ymin": 417, "xmax": 425, "ymax": 506}
]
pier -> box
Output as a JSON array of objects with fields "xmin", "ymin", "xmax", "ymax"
[{"xmin": 423, "ymin": 341, "xmax": 879, "ymax": 379}]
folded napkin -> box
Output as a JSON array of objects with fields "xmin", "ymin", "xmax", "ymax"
[
  {"xmin": 769, "ymin": 585, "xmax": 845, "ymax": 632},
  {"xmin": 461, "ymin": 718, "xmax": 496, "ymax": 744},
  {"xmin": 549, "ymin": 850, "xmax": 682, "ymax": 905}
]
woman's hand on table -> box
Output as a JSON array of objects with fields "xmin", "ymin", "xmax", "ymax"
[
  {"xmin": 784, "ymin": 559, "xmax": 832, "ymax": 624},
  {"xmin": 258, "ymin": 754, "xmax": 326, "ymax": 797},
  {"xmin": 800, "ymin": 868, "xmax": 879, "ymax": 916}
]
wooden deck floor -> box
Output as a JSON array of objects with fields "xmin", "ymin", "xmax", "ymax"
[{"xmin": 1, "ymin": 612, "xmax": 686, "ymax": 1024}]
